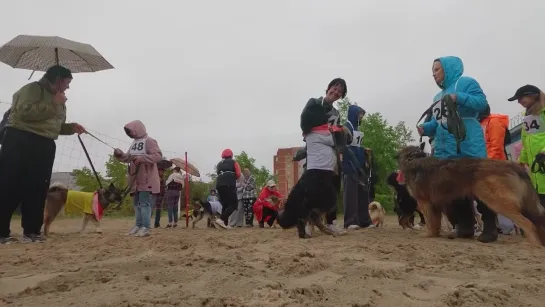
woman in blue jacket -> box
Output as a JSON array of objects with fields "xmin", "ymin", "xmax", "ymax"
[{"xmin": 418, "ymin": 56, "xmax": 497, "ymax": 243}]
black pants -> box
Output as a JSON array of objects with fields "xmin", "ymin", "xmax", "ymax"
[
  {"xmin": 217, "ymin": 185, "xmax": 238, "ymax": 225},
  {"xmin": 260, "ymin": 207, "xmax": 278, "ymax": 227},
  {"xmin": 0, "ymin": 127, "xmax": 56, "ymax": 237},
  {"xmin": 326, "ymin": 174, "xmax": 341, "ymax": 224}
]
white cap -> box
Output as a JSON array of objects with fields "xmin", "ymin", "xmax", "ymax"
[{"xmin": 267, "ymin": 180, "xmax": 276, "ymax": 187}]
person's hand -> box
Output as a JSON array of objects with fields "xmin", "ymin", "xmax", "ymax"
[
  {"xmin": 132, "ymin": 156, "xmax": 146, "ymax": 164},
  {"xmin": 449, "ymin": 93, "xmax": 457, "ymax": 102},
  {"xmin": 53, "ymin": 92, "xmax": 67, "ymax": 104},
  {"xmin": 114, "ymin": 148, "xmax": 124, "ymax": 157},
  {"xmin": 72, "ymin": 123, "xmax": 86, "ymax": 135},
  {"xmin": 417, "ymin": 125, "xmax": 424, "ymax": 136}
]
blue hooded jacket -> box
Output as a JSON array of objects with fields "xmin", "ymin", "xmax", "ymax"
[
  {"xmin": 421, "ymin": 56, "xmax": 488, "ymax": 159},
  {"xmin": 342, "ymin": 105, "xmax": 366, "ymax": 174}
]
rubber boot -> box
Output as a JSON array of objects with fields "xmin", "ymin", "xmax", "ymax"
[{"xmin": 477, "ymin": 203, "xmax": 498, "ymax": 243}]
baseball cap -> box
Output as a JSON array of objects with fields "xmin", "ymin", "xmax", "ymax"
[
  {"xmin": 507, "ymin": 85, "xmax": 541, "ymax": 101},
  {"xmin": 267, "ymin": 180, "xmax": 276, "ymax": 187}
]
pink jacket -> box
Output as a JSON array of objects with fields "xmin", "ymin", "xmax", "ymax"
[{"xmin": 116, "ymin": 120, "xmax": 162, "ymax": 194}]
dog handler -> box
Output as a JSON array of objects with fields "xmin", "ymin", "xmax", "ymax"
[
  {"xmin": 299, "ymin": 78, "xmax": 348, "ymax": 236},
  {"xmin": 511, "ymin": 84, "xmax": 545, "ymax": 209},
  {"xmin": 342, "ymin": 105, "xmax": 373, "ymax": 229},
  {"xmin": 214, "ymin": 148, "xmax": 242, "ymax": 229},
  {"xmin": 417, "ymin": 56, "xmax": 497, "ymax": 243},
  {"xmin": 0, "ymin": 66, "xmax": 85, "ymax": 244}
]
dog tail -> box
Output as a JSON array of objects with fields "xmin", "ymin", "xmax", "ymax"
[{"xmin": 49, "ymin": 182, "xmax": 68, "ymax": 191}]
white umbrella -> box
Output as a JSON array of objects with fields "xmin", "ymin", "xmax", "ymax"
[{"xmin": 0, "ymin": 35, "xmax": 114, "ymax": 73}]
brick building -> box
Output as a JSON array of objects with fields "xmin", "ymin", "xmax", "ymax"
[{"xmin": 273, "ymin": 147, "xmax": 305, "ymax": 196}]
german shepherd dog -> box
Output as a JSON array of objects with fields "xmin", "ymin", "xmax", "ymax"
[
  {"xmin": 189, "ymin": 198, "xmax": 222, "ymax": 228},
  {"xmin": 43, "ymin": 182, "xmax": 124, "ymax": 236},
  {"xmin": 396, "ymin": 145, "xmax": 545, "ymax": 246},
  {"xmin": 386, "ymin": 171, "xmax": 425, "ymax": 228}
]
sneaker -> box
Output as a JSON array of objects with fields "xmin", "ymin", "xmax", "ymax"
[
  {"xmin": 127, "ymin": 226, "xmax": 140, "ymax": 235},
  {"xmin": 173, "ymin": 224, "xmax": 178, "ymax": 228},
  {"xmin": 326, "ymin": 224, "xmax": 347, "ymax": 236},
  {"xmin": 21, "ymin": 234, "xmax": 46, "ymax": 243},
  {"xmin": 154, "ymin": 224, "xmax": 160, "ymax": 229},
  {"xmin": 0, "ymin": 236, "xmax": 18, "ymax": 245},
  {"xmin": 136, "ymin": 227, "xmax": 151, "ymax": 237},
  {"xmin": 166, "ymin": 224, "xmax": 172, "ymax": 228},
  {"xmin": 214, "ymin": 218, "xmax": 228, "ymax": 229},
  {"xmin": 347, "ymin": 225, "xmax": 361, "ymax": 230}
]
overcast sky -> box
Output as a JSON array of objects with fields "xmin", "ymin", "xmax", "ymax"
[{"xmin": 1, "ymin": 0, "xmax": 544, "ymax": 180}]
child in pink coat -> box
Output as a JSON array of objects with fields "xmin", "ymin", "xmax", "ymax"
[{"xmin": 114, "ymin": 120, "xmax": 162, "ymax": 237}]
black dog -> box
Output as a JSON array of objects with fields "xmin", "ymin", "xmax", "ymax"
[{"xmin": 386, "ymin": 171, "xmax": 425, "ymax": 227}]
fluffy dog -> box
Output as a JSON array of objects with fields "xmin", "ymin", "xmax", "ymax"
[
  {"xmin": 368, "ymin": 201, "xmax": 386, "ymax": 227},
  {"xmin": 386, "ymin": 171, "xmax": 425, "ymax": 228},
  {"xmin": 396, "ymin": 145, "xmax": 545, "ymax": 246},
  {"xmin": 189, "ymin": 198, "xmax": 222, "ymax": 228},
  {"xmin": 43, "ymin": 182, "xmax": 123, "ymax": 236}
]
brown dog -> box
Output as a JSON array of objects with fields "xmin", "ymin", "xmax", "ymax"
[
  {"xmin": 396, "ymin": 146, "xmax": 545, "ymax": 246},
  {"xmin": 43, "ymin": 182, "xmax": 123, "ymax": 236},
  {"xmin": 368, "ymin": 201, "xmax": 386, "ymax": 227}
]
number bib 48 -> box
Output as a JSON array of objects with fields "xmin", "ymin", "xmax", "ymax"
[
  {"xmin": 128, "ymin": 138, "xmax": 147, "ymax": 155},
  {"xmin": 350, "ymin": 130, "xmax": 364, "ymax": 147},
  {"xmin": 523, "ymin": 115, "xmax": 545, "ymax": 135}
]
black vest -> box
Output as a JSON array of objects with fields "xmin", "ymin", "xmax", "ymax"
[{"xmin": 216, "ymin": 159, "xmax": 236, "ymax": 187}]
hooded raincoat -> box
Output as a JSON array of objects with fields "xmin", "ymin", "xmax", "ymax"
[
  {"xmin": 421, "ymin": 56, "xmax": 488, "ymax": 159},
  {"xmin": 342, "ymin": 105, "xmax": 366, "ymax": 174},
  {"xmin": 116, "ymin": 120, "xmax": 163, "ymax": 194}
]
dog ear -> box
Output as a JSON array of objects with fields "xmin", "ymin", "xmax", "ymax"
[{"xmin": 108, "ymin": 182, "xmax": 115, "ymax": 190}]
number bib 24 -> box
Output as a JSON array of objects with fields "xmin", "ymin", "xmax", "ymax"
[
  {"xmin": 523, "ymin": 115, "xmax": 545, "ymax": 135},
  {"xmin": 432, "ymin": 99, "xmax": 448, "ymax": 124},
  {"xmin": 128, "ymin": 138, "xmax": 147, "ymax": 155}
]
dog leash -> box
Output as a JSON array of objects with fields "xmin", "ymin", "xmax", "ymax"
[
  {"xmin": 531, "ymin": 153, "xmax": 545, "ymax": 173},
  {"xmin": 85, "ymin": 130, "xmax": 116, "ymax": 150},
  {"xmin": 77, "ymin": 135, "xmax": 104, "ymax": 190},
  {"xmin": 112, "ymin": 164, "xmax": 142, "ymax": 210}
]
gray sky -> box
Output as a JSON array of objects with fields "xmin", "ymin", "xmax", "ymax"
[{"xmin": 1, "ymin": 0, "xmax": 544, "ymax": 180}]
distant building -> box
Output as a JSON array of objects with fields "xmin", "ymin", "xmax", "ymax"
[
  {"xmin": 50, "ymin": 172, "xmax": 81, "ymax": 190},
  {"xmin": 505, "ymin": 111, "xmax": 523, "ymax": 161},
  {"xmin": 273, "ymin": 147, "xmax": 304, "ymax": 196}
]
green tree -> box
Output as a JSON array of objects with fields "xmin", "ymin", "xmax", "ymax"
[
  {"xmin": 234, "ymin": 151, "xmax": 274, "ymax": 189},
  {"xmin": 72, "ymin": 167, "xmax": 107, "ymax": 192}
]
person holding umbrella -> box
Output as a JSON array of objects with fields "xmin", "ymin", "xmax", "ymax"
[{"xmin": 0, "ymin": 65, "xmax": 86, "ymax": 244}]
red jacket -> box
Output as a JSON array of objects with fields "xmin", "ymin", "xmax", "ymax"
[{"xmin": 253, "ymin": 187, "xmax": 283, "ymax": 222}]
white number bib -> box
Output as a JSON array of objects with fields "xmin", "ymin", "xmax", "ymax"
[
  {"xmin": 432, "ymin": 99, "xmax": 448, "ymax": 124},
  {"xmin": 347, "ymin": 121, "xmax": 364, "ymax": 147},
  {"xmin": 128, "ymin": 138, "xmax": 147, "ymax": 156},
  {"xmin": 523, "ymin": 114, "xmax": 545, "ymax": 135},
  {"xmin": 351, "ymin": 131, "xmax": 364, "ymax": 147},
  {"xmin": 328, "ymin": 115, "xmax": 339, "ymax": 127}
]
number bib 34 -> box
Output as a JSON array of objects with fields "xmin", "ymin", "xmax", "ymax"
[
  {"xmin": 128, "ymin": 138, "xmax": 147, "ymax": 155},
  {"xmin": 523, "ymin": 115, "xmax": 545, "ymax": 135}
]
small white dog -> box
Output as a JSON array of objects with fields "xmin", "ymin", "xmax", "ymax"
[{"xmin": 368, "ymin": 201, "xmax": 386, "ymax": 227}]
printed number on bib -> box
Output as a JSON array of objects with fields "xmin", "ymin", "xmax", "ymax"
[
  {"xmin": 350, "ymin": 131, "xmax": 364, "ymax": 147},
  {"xmin": 432, "ymin": 101, "xmax": 448, "ymax": 123},
  {"xmin": 131, "ymin": 142, "xmax": 144, "ymax": 152},
  {"xmin": 128, "ymin": 139, "xmax": 147, "ymax": 155},
  {"xmin": 523, "ymin": 115, "xmax": 543, "ymax": 134}
]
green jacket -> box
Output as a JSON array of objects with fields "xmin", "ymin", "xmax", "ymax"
[
  {"xmin": 8, "ymin": 80, "xmax": 74, "ymax": 140},
  {"xmin": 518, "ymin": 109, "xmax": 545, "ymax": 194}
]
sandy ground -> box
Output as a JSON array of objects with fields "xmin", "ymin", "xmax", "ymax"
[{"xmin": 1, "ymin": 216, "xmax": 545, "ymax": 307}]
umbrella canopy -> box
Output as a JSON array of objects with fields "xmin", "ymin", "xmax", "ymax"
[
  {"xmin": 0, "ymin": 35, "xmax": 114, "ymax": 73},
  {"xmin": 157, "ymin": 157, "xmax": 173, "ymax": 170},
  {"xmin": 170, "ymin": 158, "xmax": 200, "ymax": 177}
]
